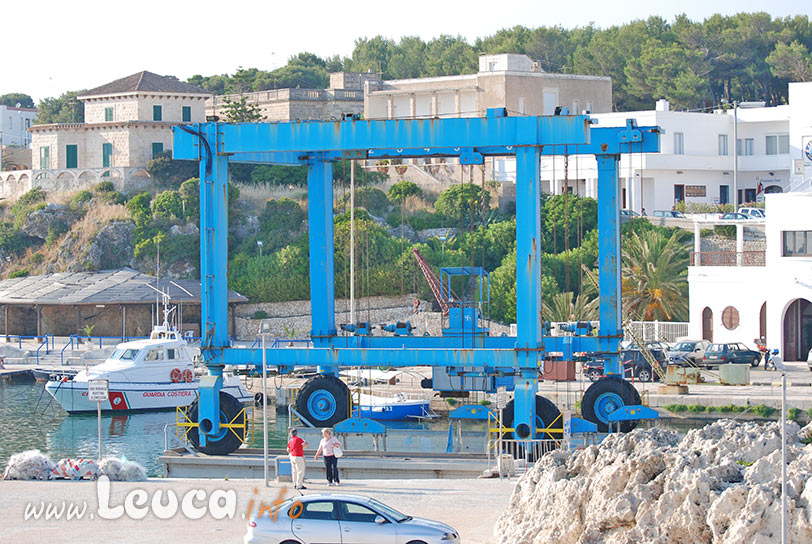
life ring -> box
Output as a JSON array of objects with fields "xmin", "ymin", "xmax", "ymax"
[
  {"xmin": 170, "ymin": 368, "xmax": 182, "ymax": 383},
  {"xmin": 182, "ymin": 369, "xmax": 194, "ymax": 383}
]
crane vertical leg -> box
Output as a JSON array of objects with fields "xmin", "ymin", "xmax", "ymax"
[
  {"xmin": 597, "ymin": 154, "xmax": 622, "ymax": 375},
  {"xmin": 198, "ymin": 123, "xmax": 228, "ymax": 443},
  {"xmin": 513, "ymin": 146, "xmax": 542, "ymax": 438},
  {"xmin": 307, "ymin": 159, "xmax": 338, "ymax": 376}
]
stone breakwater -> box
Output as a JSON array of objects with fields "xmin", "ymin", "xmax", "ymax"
[{"xmin": 495, "ymin": 420, "xmax": 812, "ymax": 543}]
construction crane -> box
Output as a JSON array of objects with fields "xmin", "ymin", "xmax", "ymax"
[{"xmin": 412, "ymin": 247, "xmax": 460, "ymax": 316}]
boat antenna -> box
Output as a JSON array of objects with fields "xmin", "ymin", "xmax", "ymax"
[{"xmin": 170, "ymin": 281, "xmax": 193, "ymax": 334}]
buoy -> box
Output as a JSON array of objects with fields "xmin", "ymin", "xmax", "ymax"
[
  {"xmin": 182, "ymin": 368, "xmax": 193, "ymax": 383},
  {"xmin": 170, "ymin": 368, "xmax": 182, "ymax": 383}
]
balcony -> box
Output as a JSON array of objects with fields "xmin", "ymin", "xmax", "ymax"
[{"xmin": 690, "ymin": 251, "xmax": 765, "ymax": 267}]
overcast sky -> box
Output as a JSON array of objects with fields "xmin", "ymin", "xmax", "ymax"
[{"xmin": 3, "ymin": 0, "xmax": 807, "ymax": 102}]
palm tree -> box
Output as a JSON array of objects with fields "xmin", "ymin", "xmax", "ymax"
[
  {"xmin": 542, "ymin": 291, "xmax": 599, "ymax": 322},
  {"xmin": 621, "ymin": 229, "xmax": 689, "ymax": 321}
]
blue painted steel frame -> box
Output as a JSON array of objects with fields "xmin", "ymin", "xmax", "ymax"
[{"xmin": 175, "ymin": 115, "xmax": 660, "ymax": 443}]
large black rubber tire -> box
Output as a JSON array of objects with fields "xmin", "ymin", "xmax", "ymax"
[
  {"xmin": 582, "ymin": 376, "xmax": 641, "ymax": 433},
  {"xmin": 295, "ymin": 375, "xmax": 350, "ymax": 428},
  {"xmin": 188, "ymin": 391, "xmax": 246, "ymax": 455},
  {"xmin": 500, "ymin": 395, "xmax": 562, "ymax": 459}
]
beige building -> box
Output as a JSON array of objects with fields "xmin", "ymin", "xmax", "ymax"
[
  {"xmin": 206, "ymin": 72, "xmax": 381, "ymax": 122},
  {"xmin": 365, "ymin": 53, "xmax": 612, "ymax": 120},
  {"xmin": 5, "ymin": 72, "xmax": 211, "ymax": 200}
]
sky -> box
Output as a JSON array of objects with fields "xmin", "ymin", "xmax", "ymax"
[{"xmin": 3, "ymin": 0, "xmax": 808, "ymax": 102}]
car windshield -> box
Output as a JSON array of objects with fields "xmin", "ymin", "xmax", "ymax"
[
  {"xmin": 111, "ymin": 348, "xmax": 140, "ymax": 360},
  {"xmin": 706, "ymin": 344, "xmax": 724, "ymax": 353},
  {"xmin": 673, "ymin": 342, "xmax": 695, "ymax": 351},
  {"xmin": 367, "ymin": 498, "xmax": 409, "ymax": 522}
]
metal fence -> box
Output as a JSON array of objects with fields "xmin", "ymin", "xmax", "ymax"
[{"xmin": 624, "ymin": 321, "xmax": 689, "ymax": 343}]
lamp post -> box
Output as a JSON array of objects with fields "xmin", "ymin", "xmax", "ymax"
[
  {"xmin": 722, "ymin": 99, "xmax": 764, "ymax": 208},
  {"xmin": 259, "ymin": 320, "xmax": 271, "ymax": 487}
]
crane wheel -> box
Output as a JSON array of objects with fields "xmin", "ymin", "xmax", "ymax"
[
  {"xmin": 295, "ymin": 375, "xmax": 350, "ymax": 427},
  {"xmin": 582, "ymin": 376, "xmax": 641, "ymax": 433},
  {"xmin": 500, "ymin": 395, "xmax": 562, "ymax": 460},
  {"xmin": 187, "ymin": 391, "xmax": 246, "ymax": 455}
]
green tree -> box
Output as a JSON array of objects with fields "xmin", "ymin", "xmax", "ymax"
[
  {"xmin": 387, "ymin": 180, "xmax": 423, "ymax": 203},
  {"xmin": 767, "ymin": 41, "xmax": 812, "ymax": 82},
  {"xmin": 152, "ymin": 190, "xmax": 184, "ymax": 219},
  {"xmin": 0, "ymin": 93, "xmax": 35, "ymax": 108},
  {"xmin": 434, "ymin": 184, "xmax": 489, "ymax": 225},
  {"xmin": 542, "ymin": 291, "xmax": 598, "ymax": 322},
  {"xmin": 542, "ymin": 195, "xmax": 598, "ymax": 254},
  {"xmin": 35, "ymin": 91, "xmax": 85, "ymax": 124},
  {"xmin": 622, "ymin": 229, "xmax": 689, "ymax": 321},
  {"xmin": 179, "ymin": 178, "xmax": 200, "ymax": 220},
  {"xmin": 222, "ymin": 96, "xmax": 265, "ymax": 122}
]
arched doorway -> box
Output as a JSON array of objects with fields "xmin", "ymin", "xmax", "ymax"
[
  {"xmin": 702, "ymin": 307, "xmax": 713, "ymax": 342},
  {"xmin": 783, "ymin": 298, "xmax": 812, "ymax": 361},
  {"xmin": 759, "ymin": 302, "xmax": 766, "ymax": 341}
]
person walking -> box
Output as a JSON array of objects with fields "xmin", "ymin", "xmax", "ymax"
[
  {"xmin": 287, "ymin": 429, "xmax": 308, "ymax": 490},
  {"xmin": 314, "ymin": 428, "xmax": 342, "ymax": 486}
]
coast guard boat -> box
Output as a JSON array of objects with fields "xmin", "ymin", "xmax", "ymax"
[{"xmin": 45, "ymin": 322, "xmax": 252, "ymax": 413}]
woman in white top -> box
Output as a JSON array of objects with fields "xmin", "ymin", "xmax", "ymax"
[{"xmin": 314, "ymin": 428, "xmax": 342, "ymax": 486}]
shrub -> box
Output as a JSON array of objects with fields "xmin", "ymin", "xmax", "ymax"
[
  {"xmin": 787, "ymin": 407, "xmax": 801, "ymax": 421},
  {"xmin": 435, "ymin": 184, "xmax": 490, "ymax": 225},
  {"xmin": 71, "ymin": 190, "xmax": 94, "ymax": 208},
  {"xmin": 751, "ymin": 404, "xmax": 776, "ymax": 418},
  {"xmin": 253, "ymin": 310, "xmax": 269, "ymax": 320},
  {"xmin": 9, "ymin": 269, "xmax": 29, "ymax": 278},
  {"xmin": 664, "ymin": 404, "xmax": 688, "ymax": 413},
  {"xmin": 30, "ymin": 252, "xmax": 44, "ymax": 265},
  {"xmin": 713, "ymin": 225, "xmax": 736, "ymax": 239},
  {"xmin": 151, "ymin": 190, "xmax": 184, "ymax": 219},
  {"xmin": 348, "ymin": 187, "xmax": 390, "ymax": 217},
  {"xmin": 387, "ymin": 180, "xmax": 423, "ymax": 204},
  {"xmin": 94, "ymin": 181, "xmax": 115, "ymax": 193}
]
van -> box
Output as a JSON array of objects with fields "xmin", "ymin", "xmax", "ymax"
[{"xmin": 738, "ymin": 207, "xmax": 765, "ymax": 219}]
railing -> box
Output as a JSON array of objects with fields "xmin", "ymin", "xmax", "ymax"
[
  {"xmin": 59, "ymin": 334, "xmax": 150, "ymax": 365},
  {"xmin": 689, "ymin": 250, "xmax": 765, "ymax": 267},
  {"xmin": 251, "ymin": 338, "xmax": 313, "ymax": 349},
  {"xmin": 35, "ymin": 336, "xmax": 53, "ymax": 365},
  {"xmin": 624, "ymin": 321, "xmax": 688, "ymax": 343},
  {"xmin": 2, "ymin": 334, "xmax": 54, "ymax": 351}
]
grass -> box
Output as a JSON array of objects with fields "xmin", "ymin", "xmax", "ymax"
[
  {"xmin": 663, "ymin": 403, "xmax": 787, "ymax": 418},
  {"xmin": 735, "ymin": 459, "xmax": 754, "ymax": 467}
]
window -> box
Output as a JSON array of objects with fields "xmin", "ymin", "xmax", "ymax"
[
  {"xmin": 721, "ymin": 306, "xmax": 740, "ymax": 330},
  {"xmin": 585, "ymin": 101, "xmax": 592, "ymax": 114},
  {"xmin": 152, "ymin": 142, "xmax": 164, "ymax": 159},
  {"xmin": 783, "ymin": 231, "xmax": 812, "ymax": 257},
  {"xmin": 182, "ymin": 106, "xmax": 191, "ymax": 122},
  {"xmin": 104, "ymin": 107, "xmax": 113, "ymax": 122},
  {"xmin": 720, "ymin": 185, "xmax": 729, "ymax": 204},
  {"xmin": 39, "ymin": 146, "xmax": 50, "ymax": 169},
  {"xmin": 767, "ymin": 134, "xmax": 790, "ymax": 155},
  {"xmin": 102, "ymin": 143, "xmax": 113, "ymax": 168},
  {"xmin": 297, "ymin": 501, "xmax": 336, "ymax": 520},
  {"xmin": 65, "ymin": 144, "xmax": 78, "ymax": 169},
  {"xmin": 739, "ymin": 138, "xmax": 754, "ymax": 156},
  {"xmin": 145, "ymin": 349, "xmax": 162, "ymax": 361},
  {"xmin": 339, "ymin": 502, "xmax": 381, "ymax": 523},
  {"xmin": 572, "ymin": 100, "xmax": 579, "ymax": 115},
  {"xmin": 166, "ymin": 349, "xmax": 176, "ymax": 360},
  {"xmin": 153, "ymin": 105, "xmax": 162, "ymax": 121},
  {"xmin": 674, "ymin": 132, "xmax": 684, "ymax": 155},
  {"xmin": 718, "ymin": 134, "xmax": 728, "ymax": 156}
]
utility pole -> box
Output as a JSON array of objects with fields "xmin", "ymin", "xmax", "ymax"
[{"xmin": 349, "ymin": 160, "xmax": 356, "ymax": 326}]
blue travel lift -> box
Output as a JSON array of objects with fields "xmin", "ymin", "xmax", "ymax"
[{"xmin": 172, "ymin": 110, "xmax": 661, "ymax": 455}]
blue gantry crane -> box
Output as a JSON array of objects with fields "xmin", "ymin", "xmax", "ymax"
[{"xmin": 172, "ymin": 109, "xmax": 660, "ymax": 454}]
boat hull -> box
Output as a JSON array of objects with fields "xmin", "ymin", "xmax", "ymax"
[
  {"xmin": 45, "ymin": 380, "xmax": 252, "ymax": 413},
  {"xmin": 357, "ymin": 401, "xmax": 430, "ymax": 421}
]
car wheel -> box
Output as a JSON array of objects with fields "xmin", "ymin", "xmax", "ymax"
[
  {"xmin": 750, "ymin": 357, "xmax": 760, "ymax": 368},
  {"xmin": 587, "ymin": 369, "xmax": 601, "ymax": 382},
  {"xmin": 637, "ymin": 368, "xmax": 652, "ymax": 382},
  {"xmin": 405, "ymin": 541, "xmax": 429, "ymax": 544},
  {"xmin": 280, "ymin": 540, "xmax": 303, "ymax": 544}
]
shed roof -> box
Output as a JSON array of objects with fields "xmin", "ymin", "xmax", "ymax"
[
  {"xmin": 79, "ymin": 71, "xmax": 210, "ymax": 98},
  {"xmin": 0, "ymin": 268, "xmax": 247, "ymax": 306}
]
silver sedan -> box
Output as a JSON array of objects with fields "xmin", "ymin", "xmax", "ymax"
[{"xmin": 244, "ymin": 493, "xmax": 460, "ymax": 544}]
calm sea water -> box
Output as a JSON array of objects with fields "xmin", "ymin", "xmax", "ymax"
[{"xmin": 1, "ymin": 381, "xmax": 709, "ymax": 478}]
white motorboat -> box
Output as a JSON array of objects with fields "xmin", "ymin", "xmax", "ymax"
[
  {"xmin": 355, "ymin": 392, "xmax": 432, "ymax": 421},
  {"xmin": 45, "ymin": 324, "xmax": 252, "ymax": 413}
]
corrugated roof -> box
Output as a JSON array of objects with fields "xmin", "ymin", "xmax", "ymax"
[
  {"xmin": 0, "ymin": 268, "xmax": 247, "ymax": 305},
  {"xmin": 79, "ymin": 71, "xmax": 211, "ymax": 98}
]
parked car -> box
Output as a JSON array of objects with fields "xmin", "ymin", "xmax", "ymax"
[
  {"xmin": 668, "ymin": 340, "xmax": 711, "ymax": 366},
  {"xmin": 620, "ymin": 209, "xmax": 640, "ymax": 217},
  {"xmin": 738, "ymin": 207, "xmax": 765, "ymax": 219},
  {"xmin": 719, "ymin": 212, "xmax": 751, "ymax": 220},
  {"xmin": 244, "ymin": 494, "xmax": 460, "ymax": 544},
  {"xmin": 653, "ymin": 210, "xmax": 687, "ymax": 218},
  {"xmin": 702, "ymin": 342, "xmax": 762, "ymax": 368},
  {"xmin": 584, "ymin": 349, "xmax": 667, "ymax": 382}
]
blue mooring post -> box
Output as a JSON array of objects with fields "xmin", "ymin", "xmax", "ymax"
[
  {"xmin": 596, "ymin": 154, "xmax": 622, "ymax": 376},
  {"xmin": 197, "ymin": 123, "xmax": 228, "ymax": 443},
  {"xmin": 306, "ymin": 158, "xmax": 338, "ymax": 377},
  {"xmin": 513, "ymin": 146, "xmax": 542, "ymax": 438}
]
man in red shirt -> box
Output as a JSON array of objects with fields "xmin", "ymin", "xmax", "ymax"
[{"xmin": 287, "ymin": 429, "xmax": 308, "ymax": 489}]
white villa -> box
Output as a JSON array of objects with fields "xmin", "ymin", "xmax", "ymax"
[
  {"xmin": 0, "ymin": 71, "xmax": 210, "ymax": 200},
  {"xmin": 688, "ymin": 193, "xmax": 811, "ymax": 361}
]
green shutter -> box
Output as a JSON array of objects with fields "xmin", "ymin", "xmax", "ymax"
[
  {"xmin": 66, "ymin": 145, "xmax": 78, "ymax": 169},
  {"xmin": 182, "ymin": 106, "xmax": 191, "ymax": 122},
  {"xmin": 102, "ymin": 143, "xmax": 113, "ymax": 168},
  {"xmin": 152, "ymin": 142, "xmax": 164, "ymax": 159},
  {"xmin": 104, "ymin": 107, "xmax": 113, "ymax": 122},
  {"xmin": 39, "ymin": 146, "xmax": 50, "ymax": 169},
  {"xmin": 153, "ymin": 105, "xmax": 162, "ymax": 121}
]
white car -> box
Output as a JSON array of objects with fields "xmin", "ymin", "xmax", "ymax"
[
  {"xmin": 244, "ymin": 493, "xmax": 460, "ymax": 544},
  {"xmin": 738, "ymin": 207, "xmax": 765, "ymax": 219}
]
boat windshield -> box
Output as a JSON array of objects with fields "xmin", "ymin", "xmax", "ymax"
[{"xmin": 111, "ymin": 348, "xmax": 141, "ymax": 361}]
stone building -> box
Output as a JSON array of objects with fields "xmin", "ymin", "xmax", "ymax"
[
  {"xmin": 0, "ymin": 72, "xmax": 211, "ymax": 201},
  {"xmin": 0, "ymin": 268, "xmax": 246, "ymax": 338},
  {"xmin": 206, "ymin": 72, "xmax": 380, "ymax": 122}
]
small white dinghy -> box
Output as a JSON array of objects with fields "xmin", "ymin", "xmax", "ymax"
[{"xmin": 45, "ymin": 323, "xmax": 251, "ymax": 413}]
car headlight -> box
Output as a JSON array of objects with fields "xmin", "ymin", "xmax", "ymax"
[{"xmin": 441, "ymin": 532, "xmax": 457, "ymax": 541}]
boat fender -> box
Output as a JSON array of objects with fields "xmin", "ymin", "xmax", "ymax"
[
  {"xmin": 170, "ymin": 368, "xmax": 182, "ymax": 383},
  {"xmin": 182, "ymin": 369, "xmax": 194, "ymax": 383}
]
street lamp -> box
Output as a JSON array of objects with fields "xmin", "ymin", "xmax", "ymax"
[{"xmin": 722, "ymin": 99, "xmax": 764, "ymax": 208}]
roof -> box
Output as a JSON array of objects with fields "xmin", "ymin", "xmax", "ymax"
[
  {"xmin": 79, "ymin": 71, "xmax": 211, "ymax": 98},
  {"xmin": 0, "ymin": 268, "xmax": 247, "ymax": 306}
]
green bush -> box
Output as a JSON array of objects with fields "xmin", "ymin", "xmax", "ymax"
[
  {"xmin": 0, "ymin": 222, "xmax": 33, "ymax": 255},
  {"xmin": 406, "ymin": 210, "xmax": 449, "ymax": 230},
  {"xmin": 45, "ymin": 222, "xmax": 69, "ymax": 247},
  {"xmin": 71, "ymin": 190, "xmax": 93, "ymax": 208},
  {"xmin": 687, "ymin": 404, "xmax": 708, "ymax": 413},
  {"xmin": 751, "ymin": 404, "xmax": 776, "ymax": 418},
  {"xmin": 94, "ymin": 181, "xmax": 115, "ymax": 193},
  {"xmin": 253, "ymin": 310, "xmax": 269, "ymax": 320},
  {"xmin": 12, "ymin": 188, "xmax": 48, "ymax": 229},
  {"xmin": 787, "ymin": 407, "xmax": 801, "ymax": 421},
  {"xmin": 434, "ymin": 184, "xmax": 489, "ymax": 225},
  {"xmin": 713, "ymin": 225, "xmax": 736, "ymax": 239},
  {"xmin": 152, "ymin": 190, "xmax": 184, "ymax": 219},
  {"xmin": 30, "ymin": 252, "xmax": 44, "ymax": 265},
  {"xmin": 345, "ymin": 187, "xmax": 390, "ymax": 217},
  {"xmin": 387, "ymin": 180, "xmax": 423, "ymax": 203},
  {"xmin": 9, "ymin": 269, "xmax": 29, "ymax": 278},
  {"xmin": 664, "ymin": 404, "xmax": 688, "ymax": 413}
]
